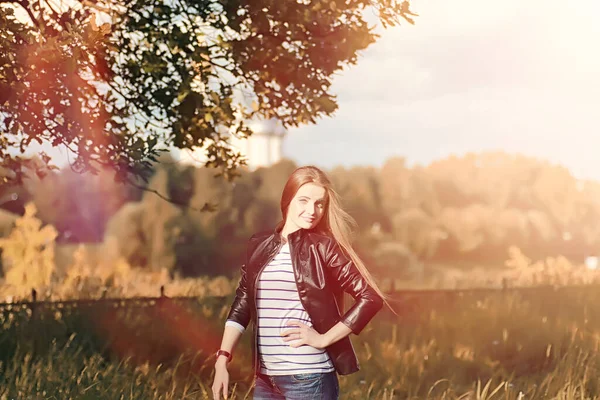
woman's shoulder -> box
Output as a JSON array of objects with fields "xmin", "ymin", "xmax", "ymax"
[
  {"xmin": 244, "ymin": 231, "xmax": 277, "ymax": 259},
  {"xmin": 247, "ymin": 230, "xmax": 275, "ymax": 247}
]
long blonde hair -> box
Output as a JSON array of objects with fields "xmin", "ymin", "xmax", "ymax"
[{"xmin": 276, "ymin": 166, "xmax": 394, "ymax": 313}]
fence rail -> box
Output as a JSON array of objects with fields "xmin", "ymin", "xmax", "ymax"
[{"xmin": 2, "ymin": 283, "xmax": 600, "ymax": 314}]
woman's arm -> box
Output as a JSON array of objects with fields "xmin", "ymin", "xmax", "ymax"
[
  {"xmin": 213, "ymin": 253, "xmax": 253, "ymax": 400},
  {"xmin": 213, "ymin": 235, "xmax": 257, "ymax": 400},
  {"xmin": 281, "ymin": 239, "xmax": 383, "ymax": 349},
  {"xmin": 225, "ymin": 260, "xmax": 252, "ymax": 329},
  {"xmin": 322, "ymin": 321, "xmax": 353, "ymax": 346},
  {"xmin": 325, "ymin": 239, "xmax": 384, "ymax": 335},
  {"xmin": 212, "ymin": 325, "xmax": 243, "ymax": 400},
  {"xmin": 216, "ymin": 324, "xmax": 244, "ymax": 364}
]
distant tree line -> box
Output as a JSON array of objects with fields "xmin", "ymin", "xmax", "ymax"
[{"xmin": 2, "ymin": 151, "xmax": 600, "ymax": 279}]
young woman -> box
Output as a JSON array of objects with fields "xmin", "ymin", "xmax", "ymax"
[{"xmin": 211, "ymin": 166, "xmax": 390, "ymax": 400}]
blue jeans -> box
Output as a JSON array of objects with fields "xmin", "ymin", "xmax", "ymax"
[{"xmin": 253, "ymin": 371, "xmax": 339, "ymax": 399}]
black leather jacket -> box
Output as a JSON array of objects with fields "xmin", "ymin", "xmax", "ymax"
[{"xmin": 226, "ymin": 227, "xmax": 384, "ymax": 375}]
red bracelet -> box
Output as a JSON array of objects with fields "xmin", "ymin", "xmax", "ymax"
[{"xmin": 216, "ymin": 349, "xmax": 232, "ymax": 363}]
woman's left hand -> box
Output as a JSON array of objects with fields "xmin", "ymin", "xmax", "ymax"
[{"xmin": 281, "ymin": 321, "xmax": 328, "ymax": 349}]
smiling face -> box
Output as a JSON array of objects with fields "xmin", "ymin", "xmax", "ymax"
[{"xmin": 282, "ymin": 182, "xmax": 327, "ymax": 236}]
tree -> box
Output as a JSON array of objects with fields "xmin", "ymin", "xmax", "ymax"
[
  {"xmin": 1, "ymin": 0, "xmax": 417, "ymax": 188},
  {"xmin": 0, "ymin": 203, "xmax": 57, "ymax": 289}
]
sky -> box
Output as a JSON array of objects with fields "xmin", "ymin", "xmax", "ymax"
[
  {"xmin": 283, "ymin": 0, "xmax": 600, "ymax": 180},
  {"xmin": 14, "ymin": 0, "xmax": 600, "ymax": 180}
]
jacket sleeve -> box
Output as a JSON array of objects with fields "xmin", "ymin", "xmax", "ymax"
[
  {"xmin": 225, "ymin": 238, "xmax": 255, "ymax": 329},
  {"xmin": 325, "ymin": 239, "xmax": 384, "ymax": 335}
]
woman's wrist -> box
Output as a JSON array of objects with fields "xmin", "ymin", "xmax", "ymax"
[
  {"xmin": 322, "ymin": 321, "xmax": 353, "ymax": 348},
  {"xmin": 320, "ymin": 332, "xmax": 332, "ymax": 348},
  {"xmin": 215, "ymin": 349, "xmax": 232, "ymax": 367},
  {"xmin": 215, "ymin": 356, "xmax": 229, "ymax": 368}
]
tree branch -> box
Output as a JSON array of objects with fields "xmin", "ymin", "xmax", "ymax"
[{"xmin": 124, "ymin": 176, "xmax": 216, "ymax": 213}]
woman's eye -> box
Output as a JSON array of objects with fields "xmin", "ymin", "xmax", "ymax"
[{"xmin": 299, "ymin": 199, "xmax": 307, "ymax": 204}]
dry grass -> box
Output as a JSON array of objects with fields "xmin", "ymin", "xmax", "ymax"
[
  {"xmin": 2, "ymin": 286, "xmax": 600, "ymax": 399},
  {"xmin": 2, "ymin": 209, "xmax": 600, "ymax": 398}
]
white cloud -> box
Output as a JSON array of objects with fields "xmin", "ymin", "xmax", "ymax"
[{"xmin": 286, "ymin": 0, "xmax": 600, "ymax": 180}]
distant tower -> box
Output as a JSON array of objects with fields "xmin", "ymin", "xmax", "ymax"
[
  {"xmin": 175, "ymin": 118, "xmax": 287, "ymax": 170},
  {"xmin": 231, "ymin": 118, "xmax": 286, "ymax": 170}
]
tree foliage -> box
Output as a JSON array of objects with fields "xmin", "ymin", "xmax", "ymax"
[{"xmin": 0, "ymin": 0, "xmax": 417, "ymax": 186}]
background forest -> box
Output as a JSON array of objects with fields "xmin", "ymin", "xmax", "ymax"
[{"xmin": 2, "ymin": 151, "xmax": 600, "ymax": 300}]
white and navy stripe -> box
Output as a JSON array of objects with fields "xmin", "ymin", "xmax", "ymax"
[{"xmin": 226, "ymin": 242, "xmax": 334, "ymax": 376}]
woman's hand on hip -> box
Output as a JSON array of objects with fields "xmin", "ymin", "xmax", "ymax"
[
  {"xmin": 212, "ymin": 360, "xmax": 230, "ymax": 400},
  {"xmin": 281, "ymin": 321, "xmax": 328, "ymax": 349}
]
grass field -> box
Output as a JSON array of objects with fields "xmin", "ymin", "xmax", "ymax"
[{"xmin": 1, "ymin": 286, "xmax": 600, "ymax": 399}]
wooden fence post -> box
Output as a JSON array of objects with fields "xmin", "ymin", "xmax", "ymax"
[
  {"xmin": 31, "ymin": 288, "xmax": 37, "ymax": 320},
  {"xmin": 157, "ymin": 285, "xmax": 166, "ymax": 316},
  {"xmin": 30, "ymin": 288, "xmax": 38, "ymax": 356}
]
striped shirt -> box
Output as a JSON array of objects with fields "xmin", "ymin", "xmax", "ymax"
[{"xmin": 227, "ymin": 242, "xmax": 334, "ymax": 376}]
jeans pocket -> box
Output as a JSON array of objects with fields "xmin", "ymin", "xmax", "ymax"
[{"xmin": 291, "ymin": 372, "xmax": 322, "ymax": 383}]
